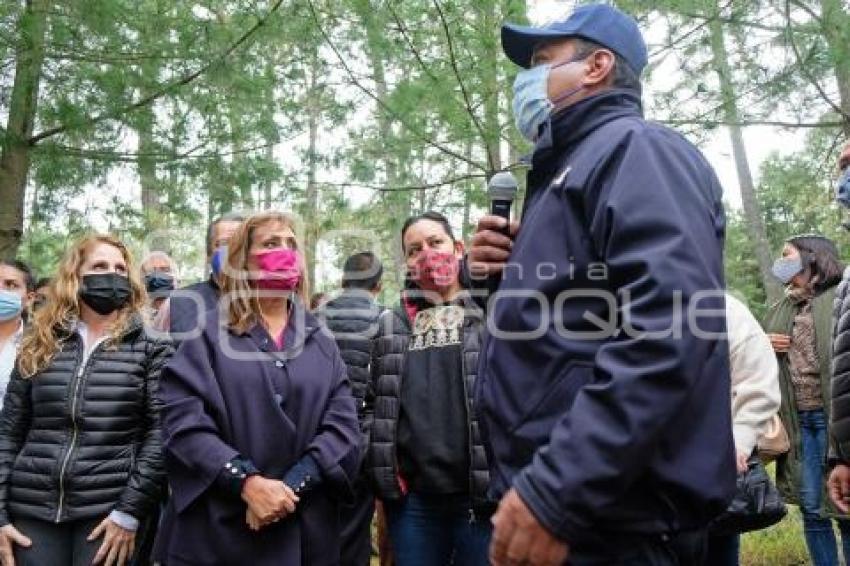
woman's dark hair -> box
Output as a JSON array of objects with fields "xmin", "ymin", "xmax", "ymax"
[
  {"xmin": 787, "ymin": 234, "xmax": 845, "ymax": 293},
  {"xmin": 0, "ymin": 258, "xmax": 35, "ymax": 292},
  {"xmin": 400, "ymin": 211, "xmax": 456, "ymax": 252}
]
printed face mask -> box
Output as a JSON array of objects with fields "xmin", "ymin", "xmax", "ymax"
[{"xmin": 410, "ymin": 249, "xmax": 459, "ymax": 291}]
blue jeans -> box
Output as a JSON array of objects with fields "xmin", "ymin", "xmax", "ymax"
[
  {"xmin": 384, "ymin": 493, "xmax": 492, "ymax": 566},
  {"xmin": 798, "ymin": 409, "xmax": 850, "ymax": 566}
]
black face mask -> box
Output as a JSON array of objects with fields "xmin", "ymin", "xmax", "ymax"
[
  {"xmin": 79, "ymin": 273, "xmax": 131, "ymax": 315},
  {"xmin": 144, "ymin": 272, "xmax": 175, "ymax": 296}
]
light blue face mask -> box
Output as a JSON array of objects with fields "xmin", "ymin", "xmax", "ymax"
[
  {"xmin": 836, "ymin": 167, "xmax": 850, "ymax": 208},
  {"xmin": 512, "ymin": 58, "xmax": 585, "ymax": 142},
  {"xmin": 0, "ymin": 290, "xmax": 22, "ymax": 322},
  {"xmin": 772, "ymin": 257, "xmax": 804, "ymax": 285}
]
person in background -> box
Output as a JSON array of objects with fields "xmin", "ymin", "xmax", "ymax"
[
  {"xmin": 310, "ymin": 292, "xmax": 329, "ymax": 312},
  {"xmin": 169, "ymin": 212, "xmax": 244, "ymax": 337},
  {"xmin": 0, "ymin": 260, "xmax": 35, "ymax": 409},
  {"xmin": 707, "ymin": 293, "xmax": 781, "ymax": 565},
  {"xmin": 315, "ymin": 251, "xmax": 384, "ymax": 566},
  {"xmin": 469, "ymin": 4, "xmax": 733, "ymax": 564},
  {"xmin": 140, "ymin": 251, "xmax": 177, "ymax": 331},
  {"xmin": 825, "ymin": 142, "xmax": 850, "ymax": 517},
  {"xmin": 0, "ymin": 235, "xmax": 170, "ymax": 566},
  {"xmin": 764, "ymin": 234, "xmax": 848, "ymax": 566},
  {"xmin": 369, "ymin": 211, "xmax": 493, "ymax": 566},
  {"xmin": 154, "ymin": 211, "xmax": 360, "ymax": 566},
  {"xmin": 31, "ymin": 278, "xmax": 50, "ymax": 312}
]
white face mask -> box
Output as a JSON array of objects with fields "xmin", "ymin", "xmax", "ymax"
[{"xmin": 511, "ymin": 57, "xmax": 585, "ymax": 142}]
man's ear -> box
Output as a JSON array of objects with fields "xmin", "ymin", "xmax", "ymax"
[{"xmin": 582, "ymin": 49, "xmax": 616, "ymax": 88}]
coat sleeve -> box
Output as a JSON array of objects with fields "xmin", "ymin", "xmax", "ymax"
[
  {"xmin": 303, "ymin": 347, "xmax": 361, "ymax": 501},
  {"xmin": 831, "ymin": 269, "xmax": 850, "ymax": 461},
  {"xmin": 512, "ymin": 129, "xmax": 729, "ymax": 542},
  {"xmin": 159, "ymin": 333, "xmax": 240, "ymax": 513},
  {"xmin": 0, "ymin": 370, "xmax": 32, "ymax": 526},
  {"xmin": 115, "ymin": 338, "xmax": 172, "ymax": 520},
  {"xmin": 728, "ymin": 301, "xmax": 781, "ymax": 456}
]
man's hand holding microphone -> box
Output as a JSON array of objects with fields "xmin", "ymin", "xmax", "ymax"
[{"xmin": 469, "ymin": 171, "xmax": 521, "ymax": 282}]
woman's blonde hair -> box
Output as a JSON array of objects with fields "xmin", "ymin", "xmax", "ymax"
[
  {"xmin": 221, "ymin": 211, "xmax": 309, "ymax": 334},
  {"xmin": 17, "ymin": 234, "xmax": 146, "ymax": 377}
]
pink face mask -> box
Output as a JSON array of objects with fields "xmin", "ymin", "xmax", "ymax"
[
  {"xmin": 411, "ymin": 249, "xmax": 459, "ymax": 291},
  {"xmin": 252, "ymin": 248, "xmax": 302, "ymax": 291}
]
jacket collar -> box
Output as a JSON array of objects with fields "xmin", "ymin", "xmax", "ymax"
[
  {"xmin": 57, "ymin": 312, "xmax": 144, "ymax": 341},
  {"xmin": 531, "ymin": 89, "xmax": 643, "ymax": 169},
  {"xmin": 246, "ymin": 297, "xmax": 321, "ymax": 350}
]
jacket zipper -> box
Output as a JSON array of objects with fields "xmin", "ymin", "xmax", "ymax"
[
  {"xmin": 56, "ymin": 339, "xmax": 106, "ymax": 522},
  {"xmin": 460, "ymin": 314, "xmax": 477, "ymax": 524}
]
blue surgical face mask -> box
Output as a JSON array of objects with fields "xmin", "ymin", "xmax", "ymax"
[
  {"xmin": 512, "ymin": 58, "xmax": 585, "ymax": 142},
  {"xmin": 772, "ymin": 256, "xmax": 804, "ymax": 285},
  {"xmin": 144, "ymin": 272, "xmax": 175, "ymax": 295},
  {"xmin": 836, "ymin": 167, "xmax": 850, "ymax": 208},
  {"xmin": 211, "ymin": 246, "xmax": 227, "ymax": 277},
  {"xmin": 0, "ymin": 290, "xmax": 22, "ymax": 322}
]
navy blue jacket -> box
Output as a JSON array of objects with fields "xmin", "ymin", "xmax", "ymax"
[
  {"xmin": 169, "ymin": 276, "xmax": 221, "ymax": 337},
  {"xmin": 476, "ymin": 90, "xmax": 735, "ymax": 544}
]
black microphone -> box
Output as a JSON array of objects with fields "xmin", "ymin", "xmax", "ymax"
[
  {"xmin": 488, "ymin": 171, "xmax": 518, "ymax": 235},
  {"xmin": 486, "ymin": 172, "xmax": 518, "ymax": 297}
]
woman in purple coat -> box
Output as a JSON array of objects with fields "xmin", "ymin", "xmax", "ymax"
[{"xmin": 154, "ymin": 211, "xmax": 361, "ymax": 565}]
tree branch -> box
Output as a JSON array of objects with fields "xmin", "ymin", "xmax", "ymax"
[
  {"xmin": 782, "ymin": 0, "xmax": 849, "ymax": 122},
  {"xmin": 311, "ymin": 172, "xmax": 486, "ymax": 192},
  {"xmin": 27, "ymin": 0, "xmax": 285, "ymax": 145},
  {"xmin": 305, "ymin": 0, "xmax": 484, "ymax": 171},
  {"xmin": 432, "ymin": 0, "xmax": 493, "ymax": 172},
  {"xmin": 386, "ymin": 4, "xmax": 440, "ymax": 84}
]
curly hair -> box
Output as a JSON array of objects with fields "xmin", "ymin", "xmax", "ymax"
[{"xmin": 17, "ymin": 235, "xmax": 146, "ymax": 378}]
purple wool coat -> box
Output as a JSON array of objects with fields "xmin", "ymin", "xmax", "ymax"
[{"xmin": 153, "ymin": 303, "xmax": 361, "ymax": 565}]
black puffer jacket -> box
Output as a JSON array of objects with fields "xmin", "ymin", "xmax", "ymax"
[
  {"xmin": 368, "ymin": 292, "xmax": 492, "ymax": 512},
  {"xmin": 0, "ymin": 316, "xmax": 171, "ymax": 526},
  {"xmin": 316, "ymin": 289, "xmax": 383, "ymax": 430},
  {"xmin": 832, "ymin": 268, "xmax": 850, "ymax": 460}
]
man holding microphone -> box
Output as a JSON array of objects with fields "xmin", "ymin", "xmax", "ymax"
[{"xmin": 469, "ymin": 4, "xmax": 735, "ymax": 565}]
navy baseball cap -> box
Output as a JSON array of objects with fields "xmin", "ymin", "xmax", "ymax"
[{"xmin": 501, "ymin": 4, "xmax": 648, "ymax": 75}]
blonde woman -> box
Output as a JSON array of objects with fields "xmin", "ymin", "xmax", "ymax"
[
  {"xmin": 0, "ymin": 235, "xmax": 170, "ymax": 566},
  {"xmin": 154, "ymin": 211, "xmax": 360, "ymax": 566}
]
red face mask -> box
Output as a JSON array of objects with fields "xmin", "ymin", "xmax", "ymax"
[
  {"xmin": 410, "ymin": 249, "xmax": 459, "ymax": 291},
  {"xmin": 252, "ymin": 249, "xmax": 302, "ymax": 291}
]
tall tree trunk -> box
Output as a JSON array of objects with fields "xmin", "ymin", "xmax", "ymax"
[
  {"xmin": 708, "ymin": 14, "xmax": 782, "ymax": 301},
  {"xmin": 462, "ymin": 138, "xmax": 474, "ymax": 241},
  {"xmin": 820, "ymin": 0, "xmax": 850, "ymax": 137},
  {"xmin": 303, "ymin": 51, "xmax": 321, "ymax": 292},
  {"xmin": 137, "ymin": 104, "xmax": 163, "ymax": 228},
  {"xmin": 263, "ymin": 140, "xmax": 275, "ymax": 210},
  {"xmin": 0, "ymin": 0, "xmax": 47, "ymax": 257},
  {"xmin": 479, "ymin": 3, "xmax": 502, "ymax": 176},
  {"xmin": 355, "ymin": 0, "xmax": 409, "ymax": 287},
  {"xmin": 226, "ymin": 101, "xmax": 253, "ymax": 210}
]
